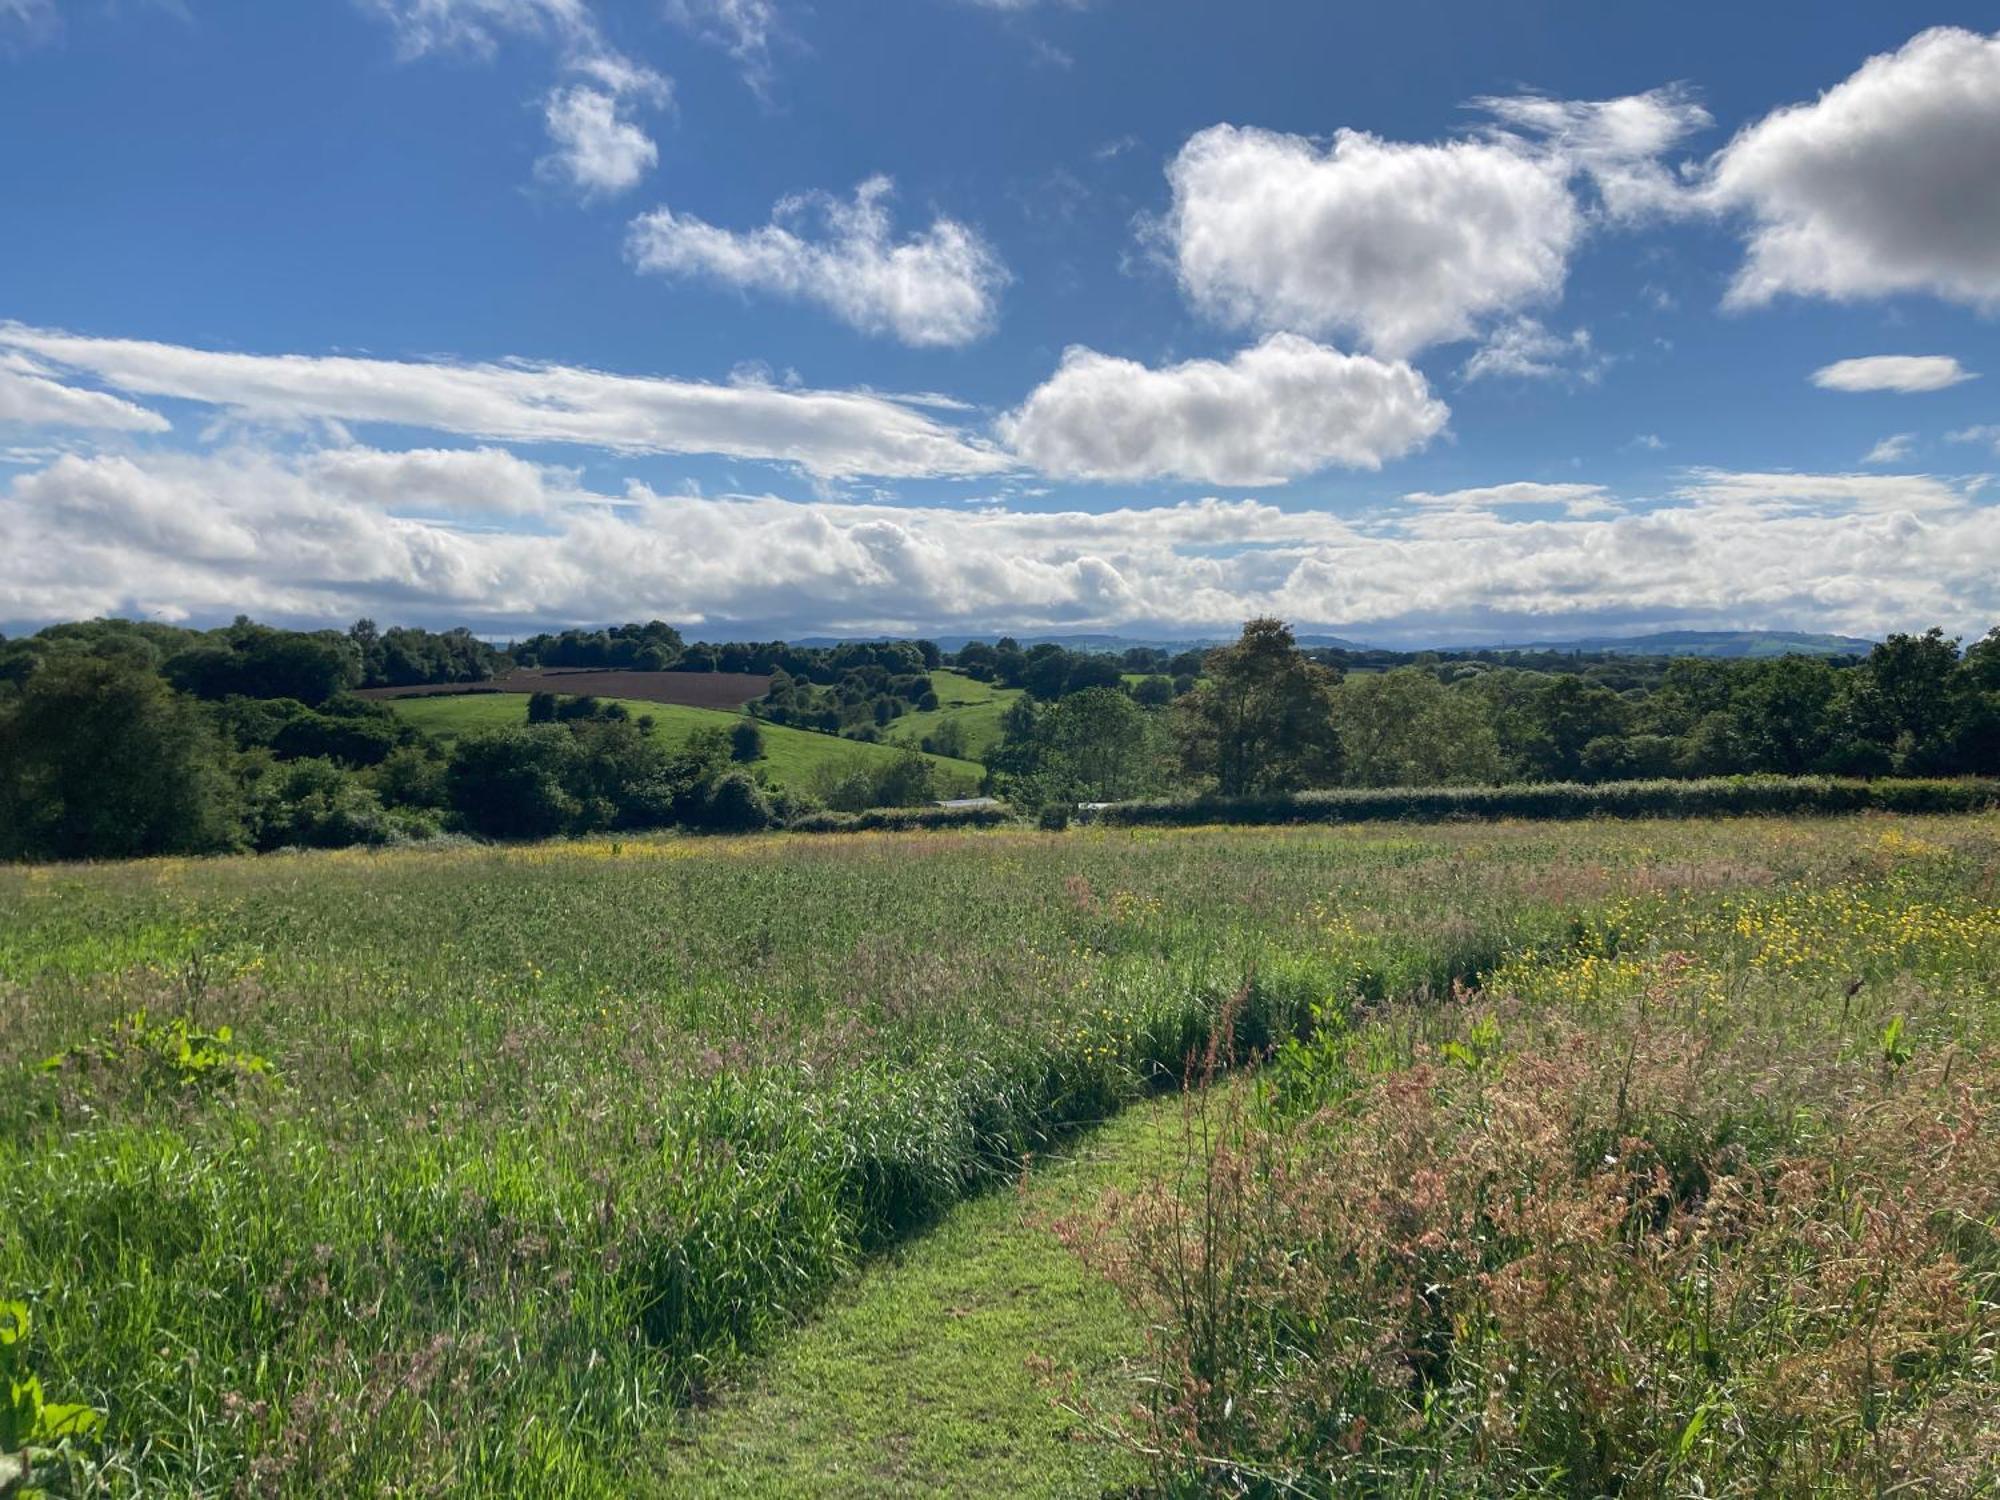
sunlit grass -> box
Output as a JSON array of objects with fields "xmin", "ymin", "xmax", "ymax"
[
  {"xmin": 383, "ymin": 691, "xmax": 984, "ymax": 790},
  {"xmin": 1, "ymin": 812, "xmax": 1994, "ymax": 1494}
]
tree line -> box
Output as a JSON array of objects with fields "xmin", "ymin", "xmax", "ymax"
[{"xmin": 978, "ymin": 619, "xmax": 2000, "ymax": 809}]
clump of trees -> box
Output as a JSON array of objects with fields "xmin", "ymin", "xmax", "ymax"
[
  {"xmin": 0, "ymin": 637, "xmax": 786, "ymax": 860},
  {"xmin": 0, "ymin": 654, "xmax": 240, "ymax": 860},
  {"xmin": 755, "ymin": 649, "xmax": 938, "ymax": 739},
  {"xmin": 510, "ymin": 621, "xmax": 685, "ymax": 671},
  {"xmin": 952, "ymin": 638, "xmax": 1136, "ymax": 698},
  {"xmin": 986, "ymin": 688, "xmax": 1167, "ymax": 807},
  {"xmin": 803, "ymin": 748, "xmax": 948, "ymax": 813}
]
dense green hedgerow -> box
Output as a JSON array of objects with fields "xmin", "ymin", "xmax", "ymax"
[
  {"xmin": 1094, "ymin": 774, "xmax": 2000, "ymax": 828},
  {"xmin": 786, "ymin": 804, "xmax": 1018, "ymax": 834}
]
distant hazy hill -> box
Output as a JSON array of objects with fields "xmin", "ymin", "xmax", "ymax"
[
  {"xmin": 1486, "ymin": 630, "xmax": 1876, "ymax": 659},
  {"xmin": 775, "ymin": 628, "xmax": 1868, "ymax": 659},
  {"xmin": 917, "ymin": 631, "xmax": 1368, "ymax": 653}
]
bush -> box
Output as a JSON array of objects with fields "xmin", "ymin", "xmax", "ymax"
[
  {"xmin": 1095, "ymin": 775, "xmax": 2000, "ymax": 829},
  {"xmin": 696, "ymin": 771, "xmax": 773, "ymax": 833},
  {"xmin": 730, "ymin": 719, "xmax": 765, "ymax": 763},
  {"xmin": 446, "ymin": 727, "xmax": 583, "ymax": 840}
]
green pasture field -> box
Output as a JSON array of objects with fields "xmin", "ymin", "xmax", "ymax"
[
  {"xmin": 2, "ymin": 812, "xmax": 1996, "ymax": 1495},
  {"xmin": 883, "ymin": 669, "xmax": 1022, "ymax": 760},
  {"xmin": 383, "ymin": 692, "xmax": 984, "ymax": 793}
]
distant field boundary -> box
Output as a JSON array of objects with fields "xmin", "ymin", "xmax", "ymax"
[
  {"xmin": 354, "ymin": 668, "xmax": 771, "ymax": 710},
  {"xmin": 1090, "ymin": 775, "xmax": 2000, "ymax": 829},
  {"xmin": 787, "ymin": 805, "xmax": 1017, "ymax": 834}
]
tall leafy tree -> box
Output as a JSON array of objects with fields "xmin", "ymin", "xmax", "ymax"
[
  {"xmin": 1860, "ymin": 628, "xmax": 1963, "ymax": 770},
  {"xmin": 1331, "ymin": 669, "xmax": 1502, "ymax": 787},
  {"xmin": 0, "ymin": 654, "xmax": 240, "ymax": 859},
  {"xmin": 1173, "ymin": 619, "xmax": 1341, "ymax": 795}
]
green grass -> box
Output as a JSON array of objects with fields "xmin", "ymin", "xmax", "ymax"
[
  {"xmin": 652, "ymin": 1092, "xmax": 1184, "ymax": 1498},
  {"xmin": 884, "ymin": 670, "xmax": 1021, "ymax": 760},
  {"xmin": 1, "ymin": 815, "xmax": 1996, "ymax": 1495},
  {"xmin": 385, "ymin": 692, "xmax": 984, "ymax": 793}
]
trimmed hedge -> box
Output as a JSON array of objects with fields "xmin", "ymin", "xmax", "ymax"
[
  {"xmin": 787, "ymin": 804, "xmax": 1019, "ymax": 835},
  {"xmin": 1093, "ymin": 776, "xmax": 2000, "ymax": 829}
]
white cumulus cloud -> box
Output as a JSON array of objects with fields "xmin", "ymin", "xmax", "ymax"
[
  {"xmin": 628, "ymin": 177, "xmax": 1008, "ymax": 347},
  {"xmin": 304, "ymin": 446, "xmax": 572, "ymax": 516},
  {"xmin": 539, "ymin": 76, "xmax": 667, "ymax": 197},
  {"xmin": 363, "ymin": 0, "xmax": 670, "ymax": 197},
  {"xmin": 1000, "ymin": 334, "xmax": 1446, "ymax": 485},
  {"xmin": 1163, "ymin": 123, "xmax": 1580, "ymax": 357},
  {"xmin": 1710, "ymin": 27, "xmax": 2000, "ymax": 309},
  {"xmin": 1810, "ymin": 355, "xmax": 1977, "ymax": 394}
]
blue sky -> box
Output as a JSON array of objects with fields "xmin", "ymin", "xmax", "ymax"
[{"xmin": 3, "ymin": 1, "xmax": 1999, "ymax": 644}]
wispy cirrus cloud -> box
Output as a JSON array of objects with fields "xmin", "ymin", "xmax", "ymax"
[
  {"xmin": 0, "ymin": 324, "xmax": 1007, "ymax": 480},
  {"xmin": 0, "ymin": 353, "xmax": 170, "ymax": 433},
  {"xmin": 1810, "ymin": 355, "xmax": 1977, "ymax": 394},
  {"xmin": 665, "ymin": 0, "xmax": 786, "ymax": 95}
]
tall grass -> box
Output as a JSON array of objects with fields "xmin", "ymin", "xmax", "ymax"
[
  {"xmin": 1059, "ymin": 822, "xmax": 2000, "ymax": 1496},
  {"xmin": 1, "ymin": 815, "xmax": 1994, "ymax": 1493}
]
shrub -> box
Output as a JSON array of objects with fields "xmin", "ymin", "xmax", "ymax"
[
  {"xmin": 2, "ymin": 1301, "xmax": 103, "ymax": 1489},
  {"xmin": 729, "ymin": 720, "xmax": 765, "ymax": 763},
  {"xmin": 446, "ymin": 727, "xmax": 583, "ymax": 839},
  {"xmin": 248, "ymin": 757, "xmax": 407, "ymax": 850},
  {"xmin": 43, "ymin": 1008, "xmax": 273, "ymax": 1101},
  {"xmin": 697, "ymin": 771, "xmax": 773, "ymax": 833}
]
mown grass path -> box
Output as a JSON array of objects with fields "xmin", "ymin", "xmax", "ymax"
[{"xmin": 648, "ymin": 1094, "xmax": 1187, "ymax": 1498}]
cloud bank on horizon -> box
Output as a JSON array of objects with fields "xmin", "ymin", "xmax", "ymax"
[{"xmin": 4, "ymin": 7, "xmax": 2000, "ymax": 644}]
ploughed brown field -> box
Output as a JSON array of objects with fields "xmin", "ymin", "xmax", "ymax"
[{"xmin": 353, "ymin": 667, "xmax": 772, "ymax": 710}]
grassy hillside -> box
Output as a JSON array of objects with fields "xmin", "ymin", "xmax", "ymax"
[
  {"xmin": 882, "ymin": 669, "xmax": 1021, "ymax": 760},
  {"xmin": 385, "ymin": 692, "xmax": 983, "ymax": 793}
]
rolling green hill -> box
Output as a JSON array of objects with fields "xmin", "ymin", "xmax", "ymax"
[
  {"xmin": 883, "ymin": 670, "xmax": 1022, "ymax": 760},
  {"xmin": 385, "ymin": 693, "xmax": 983, "ymax": 794}
]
